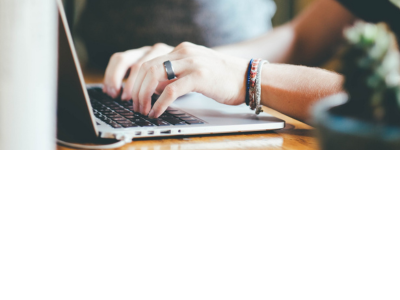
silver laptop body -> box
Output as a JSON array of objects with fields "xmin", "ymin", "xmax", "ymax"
[{"xmin": 57, "ymin": 0, "xmax": 285, "ymax": 142}]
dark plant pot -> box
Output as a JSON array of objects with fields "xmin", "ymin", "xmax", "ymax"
[{"xmin": 313, "ymin": 93, "xmax": 400, "ymax": 150}]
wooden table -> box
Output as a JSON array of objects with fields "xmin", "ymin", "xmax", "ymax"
[{"xmin": 58, "ymin": 71, "xmax": 319, "ymax": 150}]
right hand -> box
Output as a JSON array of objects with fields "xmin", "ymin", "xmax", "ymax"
[
  {"xmin": 103, "ymin": 43, "xmax": 173, "ymax": 100},
  {"xmin": 127, "ymin": 42, "xmax": 248, "ymax": 118}
]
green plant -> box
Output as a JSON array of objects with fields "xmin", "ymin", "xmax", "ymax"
[{"xmin": 338, "ymin": 22, "xmax": 400, "ymax": 126}]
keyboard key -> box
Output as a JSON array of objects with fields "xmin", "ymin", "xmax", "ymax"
[
  {"xmin": 108, "ymin": 114, "xmax": 121, "ymax": 119},
  {"xmin": 126, "ymin": 117, "xmax": 142, "ymax": 122},
  {"xmin": 111, "ymin": 123, "xmax": 122, "ymax": 128},
  {"xmin": 162, "ymin": 118, "xmax": 184, "ymax": 125},
  {"xmin": 149, "ymin": 119, "xmax": 171, "ymax": 126},
  {"xmin": 117, "ymin": 120, "xmax": 133, "ymax": 124},
  {"xmin": 180, "ymin": 117, "xmax": 198, "ymax": 122},
  {"xmin": 104, "ymin": 118, "xmax": 114, "ymax": 125},
  {"xmin": 169, "ymin": 111, "xmax": 186, "ymax": 116},
  {"xmin": 112, "ymin": 117, "xmax": 128, "ymax": 121},
  {"xmin": 159, "ymin": 113, "xmax": 171, "ymax": 118},
  {"xmin": 186, "ymin": 120, "xmax": 204, "ymax": 124},
  {"xmin": 119, "ymin": 112, "xmax": 134, "ymax": 117},
  {"xmin": 176, "ymin": 114, "xmax": 193, "ymax": 119},
  {"xmin": 121, "ymin": 123, "xmax": 139, "ymax": 128},
  {"xmin": 120, "ymin": 100, "xmax": 133, "ymax": 107},
  {"xmin": 97, "ymin": 95, "xmax": 112, "ymax": 102},
  {"xmin": 136, "ymin": 121, "xmax": 154, "ymax": 127},
  {"xmin": 102, "ymin": 111, "xmax": 116, "ymax": 116}
]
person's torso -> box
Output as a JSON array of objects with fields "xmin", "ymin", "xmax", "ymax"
[{"xmin": 77, "ymin": 0, "xmax": 276, "ymax": 68}]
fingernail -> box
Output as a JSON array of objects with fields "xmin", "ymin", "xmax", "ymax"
[{"xmin": 148, "ymin": 109, "xmax": 155, "ymax": 119}]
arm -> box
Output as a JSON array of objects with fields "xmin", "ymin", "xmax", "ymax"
[
  {"xmin": 214, "ymin": 0, "xmax": 357, "ymax": 66},
  {"xmin": 260, "ymin": 63, "xmax": 343, "ymax": 123},
  {"xmin": 103, "ymin": 0, "xmax": 351, "ymax": 124},
  {"xmin": 126, "ymin": 43, "xmax": 343, "ymax": 124},
  {"xmin": 102, "ymin": 0, "xmax": 355, "ymax": 98}
]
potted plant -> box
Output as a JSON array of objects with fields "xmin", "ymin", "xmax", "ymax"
[{"xmin": 313, "ymin": 22, "xmax": 400, "ymax": 150}]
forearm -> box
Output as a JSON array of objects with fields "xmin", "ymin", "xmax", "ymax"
[
  {"xmin": 260, "ymin": 63, "xmax": 343, "ymax": 123},
  {"xmin": 213, "ymin": 24, "xmax": 298, "ymax": 64},
  {"xmin": 214, "ymin": 0, "xmax": 356, "ymax": 66}
]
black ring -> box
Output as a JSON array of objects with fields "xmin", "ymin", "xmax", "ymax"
[{"xmin": 163, "ymin": 60, "xmax": 176, "ymax": 80}]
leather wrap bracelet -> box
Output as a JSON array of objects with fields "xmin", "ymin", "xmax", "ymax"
[{"xmin": 245, "ymin": 59, "xmax": 254, "ymax": 106}]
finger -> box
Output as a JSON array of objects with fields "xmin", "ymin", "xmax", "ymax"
[
  {"xmin": 131, "ymin": 55, "xmax": 181, "ymax": 112},
  {"xmin": 136, "ymin": 60, "xmax": 186, "ymax": 115},
  {"xmin": 121, "ymin": 54, "xmax": 155, "ymax": 101},
  {"xmin": 122, "ymin": 45, "xmax": 174, "ymax": 100},
  {"xmin": 103, "ymin": 47, "xmax": 150, "ymax": 98},
  {"xmin": 139, "ymin": 73, "xmax": 178, "ymax": 116},
  {"xmin": 121, "ymin": 63, "xmax": 142, "ymax": 100},
  {"xmin": 155, "ymin": 81, "xmax": 170, "ymax": 95},
  {"xmin": 148, "ymin": 76, "xmax": 195, "ymax": 119}
]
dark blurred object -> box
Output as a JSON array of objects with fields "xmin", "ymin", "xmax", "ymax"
[
  {"xmin": 314, "ymin": 94, "xmax": 400, "ymax": 150},
  {"xmin": 75, "ymin": 0, "xmax": 276, "ymax": 69},
  {"xmin": 339, "ymin": 22, "xmax": 400, "ymax": 126},
  {"xmin": 314, "ymin": 22, "xmax": 400, "ymax": 150},
  {"xmin": 337, "ymin": 0, "xmax": 400, "ymax": 41}
]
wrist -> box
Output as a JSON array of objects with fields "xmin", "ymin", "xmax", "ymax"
[{"xmin": 232, "ymin": 57, "xmax": 250, "ymax": 105}]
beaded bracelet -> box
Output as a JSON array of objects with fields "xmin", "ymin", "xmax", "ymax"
[
  {"xmin": 245, "ymin": 59, "xmax": 254, "ymax": 106},
  {"xmin": 255, "ymin": 60, "xmax": 269, "ymax": 115},
  {"xmin": 249, "ymin": 59, "xmax": 261, "ymax": 110}
]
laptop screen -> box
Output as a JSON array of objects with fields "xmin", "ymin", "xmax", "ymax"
[{"xmin": 57, "ymin": 0, "xmax": 98, "ymax": 140}]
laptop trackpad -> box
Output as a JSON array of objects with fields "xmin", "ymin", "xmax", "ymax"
[{"xmin": 171, "ymin": 93, "xmax": 283, "ymax": 125}]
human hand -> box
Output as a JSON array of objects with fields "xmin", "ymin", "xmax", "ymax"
[
  {"xmin": 128, "ymin": 42, "xmax": 248, "ymax": 118},
  {"xmin": 103, "ymin": 43, "xmax": 174, "ymax": 100}
]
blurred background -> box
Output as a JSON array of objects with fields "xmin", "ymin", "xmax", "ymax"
[{"xmin": 62, "ymin": 0, "xmax": 316, "ymax": 70}]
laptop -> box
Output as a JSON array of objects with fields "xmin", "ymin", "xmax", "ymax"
[{"xmin": 56, "ymin": 0, "xmax": 285, "ymax": 148}]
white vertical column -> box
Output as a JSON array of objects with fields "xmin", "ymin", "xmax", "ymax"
[{"xmin": 0, "ymin": 0, "xmax": 58, "ymax": 149}]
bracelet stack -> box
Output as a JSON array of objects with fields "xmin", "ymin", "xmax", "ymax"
[{"xmin": 245, "ymin": 58, "xmax": 269, "ymax": 115}]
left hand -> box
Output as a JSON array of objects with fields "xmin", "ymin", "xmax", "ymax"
[{"xmin": 128, "ymin": 42, "xmax": 249, "ymax": 118}]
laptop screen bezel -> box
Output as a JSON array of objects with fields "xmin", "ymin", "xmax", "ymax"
[{"xmin": 57, "ymin": 0, "xmax": 99, "ymax": 139}]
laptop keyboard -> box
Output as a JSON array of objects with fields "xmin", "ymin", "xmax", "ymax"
[{"xmin": 88, "ymin": 87, "xmax": 205, "ymax": 129}]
